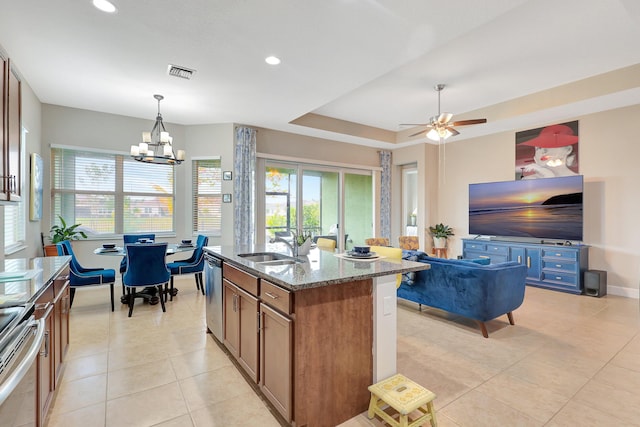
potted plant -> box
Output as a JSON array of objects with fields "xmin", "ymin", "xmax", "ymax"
[
  {"xmin": 429, "ymin": 223, "xmax": 454, "ymax": 249},
  {"xmin": 44, "ymin": 215, "xmax": 88, "ymax": 256}
]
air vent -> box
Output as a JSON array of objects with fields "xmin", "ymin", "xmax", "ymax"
[{"xmin": 167, "ymin": 64, "xmax": 196, "ymax": 80}]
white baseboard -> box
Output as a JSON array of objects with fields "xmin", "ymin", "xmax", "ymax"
[{"xmin": 607, "ymin": 285, "xmax": 639, "ymax": 299}]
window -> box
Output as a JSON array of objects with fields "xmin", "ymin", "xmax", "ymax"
[
  {"xmin": 51, "ymin": 146, "xmax": 175, "ymax": 236},
  {"xmin": 192, "ymin": 158, "xmax": 222, "ymax": 235}
]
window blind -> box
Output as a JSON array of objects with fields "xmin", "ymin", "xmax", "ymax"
[
  {"xmin": 192, "ymin": 158, "xmax": 222, "ymax": 234},
  {"xmin": 51, "ymin": 147, "xmax": 175, "ymax": 236}
]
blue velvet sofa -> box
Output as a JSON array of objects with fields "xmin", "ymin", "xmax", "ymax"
[{"xmin": 398, "ymin": 251, "xmax": 527, "ymax": 337}]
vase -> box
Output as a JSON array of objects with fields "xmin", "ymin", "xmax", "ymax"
[
  {"xmin": 433, "ymin": 237, "xmax": 447, "ymax": 249},
  {"xmin": 297, "ymin": 239, "xmax": 313, "ymax": 256}
]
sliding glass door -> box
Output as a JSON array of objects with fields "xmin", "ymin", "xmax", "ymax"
[{"xmin": 261, "ymin": 161, "xmax": 372, "ymax": 251}]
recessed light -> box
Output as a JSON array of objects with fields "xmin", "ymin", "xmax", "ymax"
[
  {"xmin": 265, "ymin": 56, "xmax": 281, "ymax": 65},
  {"xmin": 93, "ymin": 0, "xmax": 117, "ymax": 13}
]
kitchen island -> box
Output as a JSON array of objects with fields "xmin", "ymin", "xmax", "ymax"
[{"xmin": 204, "ymin": 245, "xmax": 429, "ymax": 427}]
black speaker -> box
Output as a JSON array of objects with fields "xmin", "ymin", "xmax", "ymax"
[{"xmin": 584, "ymin": 270, "xmax": 607, "ymax": 297}]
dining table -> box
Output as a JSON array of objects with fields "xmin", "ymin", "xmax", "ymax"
[{"xmin": 94, "ymin": 242, "xmax": 196, "ymax": 305}]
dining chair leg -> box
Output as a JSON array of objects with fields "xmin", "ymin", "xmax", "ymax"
[
  {"xmin": 169, "ymin": 276, "xmax": 174, "ymax": 302},
  {"xmin": 69, "ymin": 288, "xmax": 76, "ymax": 309},
  {"xmin": 157, "ymin": 285, "xmax": 166, "ymax": 312},
  {"xmin": 110, "ymin": 283, "xmax": 115, "ymax": 312},
  {"xmin": 127, "ymin": 287, "xmax": 135, "ymax": 317},
  {"xmin": 196, "ymin": 273, "xmax": 204, "ymax": 295}
]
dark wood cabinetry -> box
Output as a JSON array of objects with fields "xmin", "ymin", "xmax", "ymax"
[
  {"xmin": 1, "ymin": 52, "xmax": 22, "ymax": 202},
  {"xmin": 35, "ymin": 265, "xmax": 70, "ymax": 426},
  {"xmin": 223, "ymin": 264, "xmax": 260, "ymax": 383}
]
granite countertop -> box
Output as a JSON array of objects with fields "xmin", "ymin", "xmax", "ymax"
[
  {"xmin": 1, "ymin": 256, "xmax": 71, "ymax": 306},
  {"xmin": 204, "ymin": 244, "xmax": 429, "ymax": 291}
]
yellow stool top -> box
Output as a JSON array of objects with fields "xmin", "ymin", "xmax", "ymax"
[{"xmin": 368, "ymin": 374, "xmax": 436, "ymax": 415}]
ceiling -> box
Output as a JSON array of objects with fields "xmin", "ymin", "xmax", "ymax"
[{"xmin": 1, "ymin": 0, "xmax": 639, "ymax": 149}]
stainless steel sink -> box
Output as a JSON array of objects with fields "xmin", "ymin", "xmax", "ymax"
[
  {"xmin": 257, "ymin": 259, "xmax": 298, "ymax": 266},
  {"xmin": 237, "ymin": 252, "xmax": 295, "ymax": 263}
]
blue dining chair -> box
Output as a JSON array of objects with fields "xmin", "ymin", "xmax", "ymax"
[
  {"xmin": 122, "ymin": 243, "xmax": 170, "ymax": 317},
  {"xmin": 167, "ymin": 235, "xmax": 208, "ymax": 300},
  {"xmin": 119, "ymin": 234, "xmax": 155, "ymax": 295},
  {"xmin": 57, "ymin": 240, "xmax": 116, "ymax": 311}
]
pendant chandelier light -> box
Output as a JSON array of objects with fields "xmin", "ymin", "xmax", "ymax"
[{"xmin": 130, "ymin": 94, "xmax": 185, "ymax": 165}]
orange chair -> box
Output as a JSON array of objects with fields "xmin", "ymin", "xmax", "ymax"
[
  {"xmin": 365, "ymin": 237, "xmax": 390, "ymax": 246},
  {"xmin": 398, "ymin": 236, "xmax": 419, "ymax": 250}
]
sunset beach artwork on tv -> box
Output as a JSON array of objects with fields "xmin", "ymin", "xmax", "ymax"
[{"xmin": 468, "ymin": 175, "xmax": 583, "ymax": 241}]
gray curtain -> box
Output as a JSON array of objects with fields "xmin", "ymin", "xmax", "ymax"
[
  {"xmin": 234, "ymin": 127, "xmax": 256, "ymax": 248},
  {"xmin": 379, "ymin": 150, "xmax": 391, "ymax": 239}
]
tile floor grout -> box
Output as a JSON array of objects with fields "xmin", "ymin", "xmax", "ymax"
[{"xmin": 47, "ymin": 278, "xmax": 640, "ymax": 427}]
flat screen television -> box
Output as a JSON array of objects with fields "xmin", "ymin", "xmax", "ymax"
[{"xmin": 468, "ymin": 175, "xmax": 583, "ymax": 241}]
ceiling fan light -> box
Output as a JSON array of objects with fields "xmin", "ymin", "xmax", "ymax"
[{"xmin": 426, "ymin": 128, "xmax": 441, "ymax": 141}]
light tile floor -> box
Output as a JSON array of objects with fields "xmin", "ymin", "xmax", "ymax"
[{"xmin": 48, "ymin": 278, "xmax": 640, "ymax": 427}]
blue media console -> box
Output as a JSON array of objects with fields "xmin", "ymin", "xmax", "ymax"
[{"xmin": 462, "ymin": 239, "xmax": 589, "ymax": 294}]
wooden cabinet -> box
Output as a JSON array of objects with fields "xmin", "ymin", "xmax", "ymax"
[
  {"xmin": 1, "ymin": 53, "xmax": 22, "ymax": 202},
  {"xmin": 36, "ymin": 300, "xmax": 54, "ymax": 426},
  {"xmin": 223, "ymin": 264, "xmax": 260, "ymax": 383},
  {"xmin": 260, "ymin": 280, "xmax": 293, "ymax": 422},
  {"xmin": 34, "ymin": 265, "xmax": 70, "ymax": 426},
  {"xmin": 462, "ymin": 239, "xmax": 588, "ymax": 294}
]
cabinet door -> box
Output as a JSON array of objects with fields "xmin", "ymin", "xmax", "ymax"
[
  {"xmin": 237, "ymin": 286, "xmax": 259, "ymax": 383},
  {"xmin": 511, "ymin": 247, "xmax": 542, "ymax": 281},
  {"xmin": 6, "ymin": 59, "xmax": 21, "ymax": 201},
  {"xmin": 260, "ymin": 303, "xmax": 292, "ymax": 422},
  {"xmin": 36, "ymin": 303, "xmax": 54, "ymax": 426},
  {"xmin": 53, "ymin": 284, "xmax": 70, "ymax": 387},
  {"xmin": 223, "ymin": 280, "xmax": 240, "ymax": 358}
]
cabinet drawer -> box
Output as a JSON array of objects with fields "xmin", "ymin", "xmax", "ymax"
[
  {"xmin": 542, "ymin": 259, "xmax": 577, "ymax": 273},
  {"xmin": 542, "ymin": 249, "xmax": 578, "ymax": 261},
  {"xmin": 464, "ymin": 242, "xmax": 486, "ymax": 251},
  {"xmin": 224, "ymin": 263, "xmax": 259, "ymax": 296},
  {"xmin": 487, "ymin": 244, "xmax": 509, "ymax": 255},
  {"xmin": 541, "ymin": 271, "xmax": 578, "ymax": 286},
  {"xmin": 260, "ymin": 280, "xmax": 293, "ymax": 315}
]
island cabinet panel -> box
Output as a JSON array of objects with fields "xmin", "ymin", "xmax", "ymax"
[
  {"xmin": 222, "ymin": 274, "xmax": 260, "ymax": 383},
  {"xmin": 293, "ymin": 279, "xmax": 373, "ymax": 427},
  {"xmin": 260, "ymin": 302, "xmax": 293, "ymax": 422}
]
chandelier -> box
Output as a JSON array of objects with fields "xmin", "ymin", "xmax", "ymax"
[{"xmin": 130, "ymin": 94, "xmax": 185, "ymax": 165}]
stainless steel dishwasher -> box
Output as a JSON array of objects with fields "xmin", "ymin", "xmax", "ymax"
[{"xmin": 204, "ymin": 253, "xmax": 223, "ymax": 341}]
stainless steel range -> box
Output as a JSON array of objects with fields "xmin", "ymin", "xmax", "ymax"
[{"xmin": 0, "ymin": 303, "xmax": 44, "ymax": 427}]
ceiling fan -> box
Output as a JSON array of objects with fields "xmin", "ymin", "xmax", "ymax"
[{"xmin": 403, "ymin": 84, "xmax": 487, "ymax": 141}]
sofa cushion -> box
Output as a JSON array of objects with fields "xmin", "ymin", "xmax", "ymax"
[{"xmin": 468, "ymin": 257, "xmax": 491, "ymax": 265}]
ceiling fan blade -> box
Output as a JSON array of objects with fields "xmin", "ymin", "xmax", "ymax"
[
  {"xmin": 451, "ymin": 118, "xmax": 487, "ymax": 126},
  {"xmin": 445, "ymin": 127, "xmax": 460, "ymax": 137},
  {"xmin": 437, "ymin": 112, "xmax": 453, "ymax": 124},
  {"xmin": 408, "ymin": 128, "xmax": 428, "ymax": 137},
  {"xmin": 399, "ymin": 123, "xmax": 428, "ymax": 127}
]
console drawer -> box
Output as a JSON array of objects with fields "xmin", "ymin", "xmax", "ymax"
[
  {"xmin": 542, "ymin": 259, "xmax": 577, "ymax": 273},
  {"xmin": 542, "ymin": 248, "xmax": 578, "ymax": 261},
  {"xmin": 487, "ymin": 244, "xmax": 509, "ymax": 255},
  {"xmin": 541, "ymin": 271, "xmax": 578, "ymax": 286},
  {"xmin": 464, "ymin": 242, "xmax": 486, "ymax": 251}
]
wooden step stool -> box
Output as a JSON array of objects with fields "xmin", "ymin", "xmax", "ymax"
[{"xmin": 367, "ymin": 374, "xmax": 437, "ymax": 427}]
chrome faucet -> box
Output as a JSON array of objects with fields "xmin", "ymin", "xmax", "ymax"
[{"xmin": 270, "ymin": 231, "xmax": 298, "ymax": 258}]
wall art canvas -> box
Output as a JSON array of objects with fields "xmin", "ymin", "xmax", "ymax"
[
  {"xmin": 30, "ymin": 153, "xmax": 44, "ymax": 221},
  {"xmin": 516, "ymin": 120, "xmax": 579, "ymax": 180}
]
